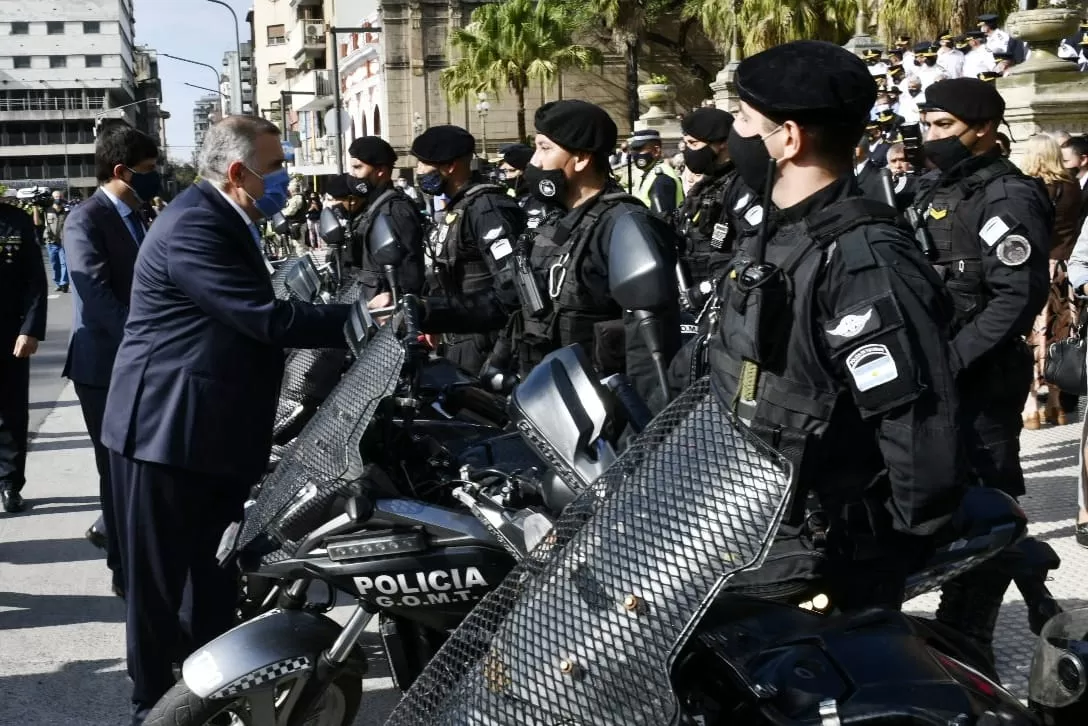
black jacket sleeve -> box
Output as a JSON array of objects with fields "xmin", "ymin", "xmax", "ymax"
[
  {"xmin": 423, "ymin": 192, "xmax": 526, "ymax": 334},
  {"xmin": 819, "ymin": 230, "xmax": 966, "ymax": 536},
  {"xmin": 648, "ymin": 172, "xmax": 680, "ymax": 216},
  {"xmin": 11, "ymin": 208, "xmax": 48, "ymax": 340},
  {"xmin": 950, "ymin": 176, "xmax": 1051, "ymax": 373},
  {"xmin": 384, "ymin": 196, "xmax": 426, "ymax": 296}
]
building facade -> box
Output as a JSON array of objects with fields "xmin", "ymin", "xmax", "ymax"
[
  {"xmin": 220, "ymin": 45, "xmax": 255, "ymax": 118},
  {"xmin": 192, "ymin": 94, "xmax": 221, "ymax": 161},
  {"xmin": 0, "ymin": 0, "xmax": 140, "ymax": 196},
  {"xmin": 133, "ymin": 45, "xmax": 168, "ymax": 152},
  {"xmin": 249, "ymin": 0, "xmax": 295, "ymax": 130}
]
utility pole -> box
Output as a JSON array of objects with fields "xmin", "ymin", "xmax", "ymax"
[{"xmin": 329, "ymin": 25, "xmax": 383, "ymax": 175}]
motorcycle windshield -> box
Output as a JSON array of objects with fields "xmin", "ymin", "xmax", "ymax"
[
  {"xmin": 1028, "ymin": 608, "xmax": 1088, "ymax": 708},
  {"xmin": 385, "ymin": 377, "xmax": 793, "ymax": 726},
  {"xmin": 238, "ymin": 323, "xmax": 405, "ymax": 556}
]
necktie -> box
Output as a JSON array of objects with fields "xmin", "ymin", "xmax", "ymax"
[
  {"xmin": 131, "ymin": 214, "xmax": 146, "ymax": 245},
  {"xmin": 249, "ymin": 224, "xmax": 263, "ymax": 250}
]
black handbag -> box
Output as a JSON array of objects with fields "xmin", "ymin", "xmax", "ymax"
[{"xmin": 1045, "ymin": 324, "xmax": 1087, "ymax": 397}]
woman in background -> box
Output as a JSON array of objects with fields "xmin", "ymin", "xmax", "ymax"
[{"xmin": 1021, "ymin": 134, "xmax": 1080, "ymax": 429}]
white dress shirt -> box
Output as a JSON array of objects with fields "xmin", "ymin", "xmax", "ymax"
[
  {"xmin": 937, "ymin": 48, "xmax": 964, "ymax": 79},
  {"xmin": 985, "ymin": 28, "xmax": 1011, "ymax": 55},
  {"xmin": 963, "ymin": 47, "xmax": 996, "ymax": 79}
]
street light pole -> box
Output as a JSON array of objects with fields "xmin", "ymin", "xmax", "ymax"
[
  {"xmin": 206, "ymin": 0, "xmax": 243, "ymax": 115},
  {"xmin": 475, "ymin": 92, "xmax": 490, "ymax": 158},
  {"xmin": 158, "ymin": 53, "xmax": 225, "ymax": 109}
]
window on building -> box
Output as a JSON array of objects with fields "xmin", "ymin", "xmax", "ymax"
[
  {"xmin": 11, "ymin": 22, "xmax": 29, "ymax": 34},
  {"xmin": 84, "ymin": 21, "xmax": 100, "ymax": 33},
  {"xmin": 50, "ymin": 56, "xmax": 67, "ymax": 68},
  {"xmin": 47, "ymin": 21, "xmax": 65, "ymax": 35},
  {"xmin": 267, "ymin": 24, "xmax": 285, "ymax": 45},
  {"xmin": 268, "ymin": 62, "xmax": 286, "ymax": 83},
  {"xmin": 85, "ymin": 55, "xmax": 102, "ymax": 68},
  {"xmin": 13, "ymin": 56, "xmax": 31, "ymax": 69}
]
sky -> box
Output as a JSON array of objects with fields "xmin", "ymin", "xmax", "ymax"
[{"xmin": 134, "ymin": 0, "xmax": 251, "ymax": 162}]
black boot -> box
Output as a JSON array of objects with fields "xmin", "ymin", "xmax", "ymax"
[
  {"xmin": 1007, "ymin": 537, "xmax": 1063, "ymax": 635},
  {"xmin": 936, "ymin": 567, "xmax": 1012, "ymax": 668}
]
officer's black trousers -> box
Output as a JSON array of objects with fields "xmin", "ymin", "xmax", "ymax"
[
  {"xmin": 74, "ymin": 382, "xmax": 122, "ymax": 590},
  {"xmin": 110, "ymin": 451, "xmax": 248, "ymax": 724},
  {"xmin": 444, "ymin": 332, "xmax": 493, "ymax": 378},
  {"xmin": 0, "ymin": 350, "xmax": 30, "ymax": 493}
]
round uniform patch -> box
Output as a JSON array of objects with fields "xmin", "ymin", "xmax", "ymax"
[
  {"xmin": 996, "ymin": 234, "xmax": 1031, "ymax": 266},
  {"xmin": 538, "ymin": 179, "xmax": 556, "ymax": 198}
]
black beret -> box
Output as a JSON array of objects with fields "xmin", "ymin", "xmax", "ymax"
[
  {"xmin": 978, "ymin": 13, "xmax": 999, "ymax": 26},
  {"xmin": 914, "ymin": 41, "xmax": 932, "ymax": 54},
  {"xmin": 680, "ymin": 107, "xmax": 734, "ymax": 142},
  {"xmin": 966, "ymin": 30, "xmax": 986, "ymax": 40},
  {"xmin": 324, "ymin": 173, "xmax": 357, "ymax": 199},
  {"xmin": 348, "ymin": 136, "xmax": 397, "ymax": 166},
  {"xmin": 501, "ymin": 143, "xmax": 534, "ymax": 170},
  {"xmin": 534, "ymin": 100, "xmax": 617, "ymax": 155},
  {"xmin": 920, "ymin": 77, "xmax": 1005, "ymax": 122},
  {"xmin": 411, "ymin": 125, "xmax": 476, "ymax": 164},
  {"xmin": 735, "ymin": 40, "xmax": 876, "ymax": 129}
]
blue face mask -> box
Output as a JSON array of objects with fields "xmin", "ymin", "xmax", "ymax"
[
  {"xmin": 418, "ymin": 169, "xmax": 445, "ymax": 196},
  {"xmin": 245, "ymin": 166, "xmax": 291, "ymax": 218}
]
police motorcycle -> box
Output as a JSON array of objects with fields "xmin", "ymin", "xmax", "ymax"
[
  {"xmin": 142, "ymin": 232, "xmax": 679, "ymax": 726},
  {"xmin": 381, "ymin": 239, "xmax": 1082, "ymax": 726}
]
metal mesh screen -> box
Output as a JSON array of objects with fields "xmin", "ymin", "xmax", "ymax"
[
  {"xmin": 271, "ymin": 279, "xmax": 362, "ymax": 438},
  {"xmin": 385, "ymin": 377, "xmax": 794, "ymax": 726},
  {"xmin": 238, "ymin": 324, "xmax": 405, "ymax": 556},
  {"xmin": 270, "ymin": 256, "xmax": 299, "ymax": 300}
]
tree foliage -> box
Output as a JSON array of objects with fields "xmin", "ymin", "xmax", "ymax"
[
  {"xmin": 684, "ymin": 0, "xmax": 858, "ymax": 55},
  {"xmin": 442, "ymin": 0, "xmax": 601, "ymax": 141},
  {"xmin": 874, "ymin": 0, "xmax": 1019, "ymax": 43}
]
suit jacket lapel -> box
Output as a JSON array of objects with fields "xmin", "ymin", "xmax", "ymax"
[
  {"xmin": 92, "ymin": 189, "xmax": 141, "ymax": 250},
  {"xmin": 195, "ymin": 181, "xmax": 267, "ymax": 275}
]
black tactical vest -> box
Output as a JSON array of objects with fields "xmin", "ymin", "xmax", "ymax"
[
  {"xmin": 348, "ymin": 188, "xmax": 397, "ymax": 267},
  {"xmin": 425, "ymin": 183, "xmax": 506, "ymax": 297},
  {"xmin": 914, "ymin": 159, "xmax": 1016, "ymax": 328},
  {"xmin": 676, "ymin": 169, "xmax": 736, "ymax": 284},
  {"xmin": 517, "ymin": 192, "xmax": 638, "ymax": 370},
  {"xmin": 710, "ymin": 199, "xmax": 900, "ymax": 475}
]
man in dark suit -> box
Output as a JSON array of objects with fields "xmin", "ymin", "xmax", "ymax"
[
  {"xmin": 1061, "ymin": 135, "xmax": 1088, "ymax": 233},
  {"xmin": 63, "ymin": 123, "xmax": 160, "ymax": 595},
  {"xmin": 0, "ymin": 200, "xmax": 48, "ymax": 513},
  {"xmin": 100, "ymin": 115, "xmax": 353, "ymax": 725}
]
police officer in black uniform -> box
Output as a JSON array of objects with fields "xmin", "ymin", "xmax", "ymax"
[
  {"xmin": 674, "ymin": 107, "xmax": 740, "ymax": 306},
  {"xmin": 712, "ymin": 40, "xmax": 967, "ymax": 610},
  {"xmin": 421, "ymin": 100, "xmax": 682, "ymax": 409},
  {"xmin": 407, "ymin": 125, "xmax": 526, "ymax": 375},
  {"xmin": 497, "ymin": 143, "xmax": 551, "ymax": 231},
  {"xmin": 345, "ymin": 136, "xmax": 426, "ymax": 300},
  {"xmin": 0, "ymin": 200, "xmax": 48, "ymax": 513},
  {"xmin": 913, "ymin": 77, "xmax": 1053, "ymax": 661}
]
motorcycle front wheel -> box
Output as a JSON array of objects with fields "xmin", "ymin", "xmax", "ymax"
[{"xmin": 144, "ymin": 674, "xmax": 361, "ymax": 726}]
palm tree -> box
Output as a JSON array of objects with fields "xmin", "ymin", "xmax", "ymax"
[
  {"xmin": 441, "ymin": 0, "xmax": 601, "ymax": 142},
  {"xmin": 685, "ymin": 0, "xmax": 857, "ymax": 57},
  {"xmin": 875, "ymin": 0, "xmax": 1018, "ymax": 42}
]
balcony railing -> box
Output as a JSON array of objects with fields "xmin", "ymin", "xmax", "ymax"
[{"xmin": 0, "ymin": 96, "xmax": 109, "ymax": 112}]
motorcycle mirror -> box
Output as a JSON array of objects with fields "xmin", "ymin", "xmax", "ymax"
[
  {"xmin": 284, "ymin": 255, "xmax": 322, "ymax": 303},
  {"xmin": 508, "ymin": 345, "xmax": 617, "ymax": 509},
  {"xmin": 319, "ymin": 207, "xmax": 345, "ymax": 247},
  {"xmin": 270, "ymin": 211, "xmax": 289, "ymax": 236},
  {"xmin": 367, "ymin": 213, "xmax": 405, "ymax": 268},
  {"xmin": 344, "ymin": 294, "xmax": 378, "ymax": 355},
  {"xmin": 608, "ymin": 214, "xmax": 673, "ymax": 311}
]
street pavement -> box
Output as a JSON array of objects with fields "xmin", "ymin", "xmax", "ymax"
[{"xmin": 1, "ymin": 282, "xmax": 1086, "ymax": 723}]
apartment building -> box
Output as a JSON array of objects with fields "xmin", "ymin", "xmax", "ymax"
[
  {"xmin": 0, "ymin": 0, "xmax": 142, "ymax": 195},
  {"xmin": 193, "ymin": 94, "xmax": 221, "ymax": 158},
  {"xmin": 220, "ymin": 45, "xmax": 255, "ymax": 117}
]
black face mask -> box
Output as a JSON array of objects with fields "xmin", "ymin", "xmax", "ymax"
[
  {"xmin": 632, "ymin": 152, "xmax": 655, "ymax": 170},
  {"xmin": 726, "ymin": 126, "xmax": 776, "ymax": 194},
  {"xmin": 923, "ymin": 135, "xmax": 974, "ymax": 172},
  {"xmin": 349, "ymin": 174, "xmax": 371, "ymax": 197},
  {"xmin": 924, "ymin": 57, "xmax": 937, "ymax": 66},
  {"xmin": 909, "ymin": 88, "xmax": 921, "ymax": 97},
  {"xmin": 682, "ymin": 145, "xmax": 718, "ymax": 175},
  {"xmin": 523, "ymin": 163, "xmax": 568, "ymax": 206}
]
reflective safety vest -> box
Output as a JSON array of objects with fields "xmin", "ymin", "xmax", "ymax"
[{"xmin": 635, "ymin": 161, "xmax": 684, "ymax": 210}]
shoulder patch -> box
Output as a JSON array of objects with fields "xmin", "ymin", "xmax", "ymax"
[
  {"xmin": 826, "ymin": 307, "xmax": 878, "ymax": 340},
  {"xmin": 979, "ymin": 215, "xmax": 1010, "ymax": 247},
  {"xmin": 483, "ymin": 226, "xmax": 504, "ymax": 241},
  {"xmin": 744, "ymin": 205, "xmax": 764, "ymax": 226},
  {"xmin": 995, "ymin": 234, "xmax": 1031, "ymax": 266},
  {"xmin": 846, "ymin": 344, "xmax": 899, "ymax": 392},
  {"xmin": 734, "ymin": 192, "xmax": 751, "ymax": 211}
]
